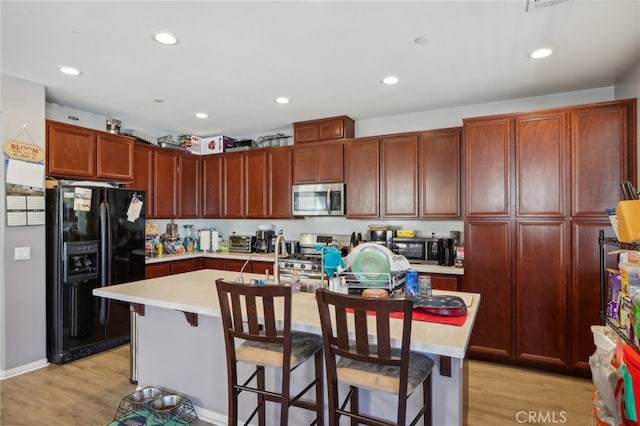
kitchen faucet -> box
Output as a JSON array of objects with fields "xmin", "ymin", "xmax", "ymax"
[{"xmin": 273, "ymin": 230, "xmax": 288, "ymax": 284}]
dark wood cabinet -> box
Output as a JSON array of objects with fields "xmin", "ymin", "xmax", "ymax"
[
  {"xmin": 178, "ymin": 154, "xmax": 200, "ymax": 218},
  {"xmin": 464, "ymin": 117, "xmax": 511, "ymax": 217},
  {"xmin": 345, "ymin": 138, "xmax": 380, "ymax": 218},
  {"xmin": 292, "ymin": 141, "xmax": 344, "ymax": 183},
  {"xmin": 46, "ymin": 120, "xmax": 134, "ymax": 181},
  {"xmin": 171, "ymin": 258, "xmax": 202, "ymax": 274},
  {"xmin": 463, "ymin": 99, "xmax": 636, "ymax": 375},
  {"xmin": 420, "ymin": 128, "xmax": 461, "ymax": 218},
  {"xmin": 516, "ymin": 112, "xmax": 568, "ymax": 217},
  {"xmin": 515, "ymin": 220, "xmax": 568, "ymax": 368},
  {"xmin": 244, "ymin": 150, "xmax": 268, "ymax": 218},
  {"xmin": 268, "ymin": 147, "xmax": 293, "ymax": 218},
  {"xmin": 419, "ymin": 273, "xmax": 460, "ymax": 291},
  {"xmin": 223, "ymin": 152, "xmax": 245, "ymax": 218},
  {"xmin": 202, "ymin": 258, "xmax": 226, "ymax": 270},
  {"xmin": 96, "ymin": 133, "xmax": 134, "ymax": 181},
  {"xmin": 381, "ymin": 135, "xmax": 419, "ymax": 217},
  {"xmin": 225, "ymin": 258, "xmax": 246, "ymax": 272},
  {"xmin": 202, "ymin": 155, "xmax": 223, "ymax": 218},
  {"xmin": 463, "ymin": 219, "xmax": 512, "ymax": 360},
  {"xmin": 153, "ymin": 149, "xmax": 178, "ymax": 218},
  {"xmin": 126, "ymin": 144, "xmax": 155, "ymax": 218},
  {"xmin": 570, "ymin": 102, "xmax": 636, "ymax": 217},
  {"xmin": 293, "ymin": 115, "xmax": 354, "ymax": 143},
  {"xmin": 145, "ymin": 262, "xmax": 171, "ymax": 279}
]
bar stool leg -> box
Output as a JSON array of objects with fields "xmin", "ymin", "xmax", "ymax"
[
  {"xmin": 350, "ymin": 386, "xmax": 359, "ymax": 426},
  {"xmin": 228, "ymin": 365, "xmax": 238, "ymax": 426},
  {"xmin": 257, "ymin": 366, "xmax": 266, "ymax": 426},
  {"xmin": 314, "ymin": 350, "xmax": 324, "ymax": 425},
  {"xmin": 423, "ymin": 374, "xmax": 432, "ymax": 426}
]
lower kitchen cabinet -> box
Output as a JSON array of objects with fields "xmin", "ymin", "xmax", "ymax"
[
  {"xmin": 423, "ymin": 273, "xmax": 460, "ymax": 291},
  {"xmin": 145, "ymin": 258, "xmax": 202, "ymax": 278},
  {"xmin": 202, "ymin": 258, "xmax": 274, "ymax": 276},
  {"xmin": 202, "ymin": 258, "xmax": 226, "ymax": 270}
]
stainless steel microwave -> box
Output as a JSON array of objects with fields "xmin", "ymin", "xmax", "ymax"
[{"xmin": 292, "ymin": 183, "xmax": 345, "ymax": 216}]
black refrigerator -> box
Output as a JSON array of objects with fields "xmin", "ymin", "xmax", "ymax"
[{"xmin": 46, "ymin": 182, "xmax": 145, "ymax": 364}]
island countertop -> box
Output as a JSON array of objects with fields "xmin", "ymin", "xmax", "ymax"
[{"xmin": 94, "ymin": 269, "xmax": 478, "ymax": 358}]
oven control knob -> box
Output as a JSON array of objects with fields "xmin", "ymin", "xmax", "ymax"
[
  {"xmin": 310, "ymin": 265, "xmax": 316, "ymax": 271},
  {"xmin": 300, "ymin": 264, "xmax": 306, "ymax": 269}
]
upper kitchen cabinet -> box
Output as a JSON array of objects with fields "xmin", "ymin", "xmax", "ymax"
[
  {"xmin": 202, "ymin": 155, "xmax": 223, "ymax": 218},
  {"xmin": 125, "ymin": 143, "xmax": 155, "ymax": 218},
  {"xmin": 293, "ymin": 115, "xmax": 355, "ymax": 143},
  {"xmin": 420, "ymin": 128, "xmax": 462, "ymax": 218},
  {"xmin": 178, "ymin": 153, "xmax": 201, "ymax": 218},
  {"xmin": 222, "ymin": 152, "xmax": 245, "ymax": 218},
  {"xmin": 515, "ymin": 111, "xmax": 568, "ymax": 217},
  {"xmin": 292, "ymin": 140, "xmax": 344, "ymax": 183},
  {"xmin": 153, "ymin": 149, "xmax": 178, "ymax": 218},
  {"xmin": 345, "ymin": 137, "xmax": 379, "ymax": 218},
  {"xmin": 570, "ymin": 100, "xmax": 637, "ymax": 217},
  {"xmin": 381, "ymin": 135, "xmax": 419, "ymax": 217},
  {"xmin": 46, "ymin": 120, "xmax": 134, "ymax": 182},
  {"xmin": 463, "ymin": 116, "xmax": 512, "ymax": 217},
  {"xmin": 244, "ymin": 150, "xmax": 268, "ymax": 218},
  {"xmin": 268, "ymin": 146, "xmax": 293, "ymax": 219}
]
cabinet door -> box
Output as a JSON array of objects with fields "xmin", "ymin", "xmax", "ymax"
[
  {"xmin": 153, "ymin": 150, "xmax": 178, "ymax": 218},
  {"xmin": 202, "ymin": 258, "xmax": 226, "ymax": 270},
  {"xmin": 570, "ymin": 220, "xmax": 608, "ymax": 372},
  {"xmin": 345, "ymin": 139, "xmax": 379, "ymax": 218},
  {"xmin": 178, "ymin": 154, "xmax": 200, "ymax": 218},
  {"xmin": 464, "ymin": 117, "xmax": 512, "ymax": 217},
  {"xmin": 223, "ymin": 153, "xmax": 244, "ymax": 218},
  {"xmin": 226, "ymin": 259, "xmax": 246, "ymax": 272},
  {"xmin": 146, "ymin": 263, "xmax": 171, "ymax": 279},
  {"xmin": 171, "ymin": 258, "xmax": 202, "ymax": 274},
  {"xmin": 294, "ymin": 123, "xmax": 320, "ymax": 143},
  {"xmin": 202, "ymin": 155, "xmax": 223, "ymax": 218},
  {"xmin": 420, "ymin": 128, "xmax": 461, "ymax": 218},
  {"xmin": 319, "ymin": 118, "xmax": 348, "ymax": 140},
  {"xmin": 516, "ymin": 112, "xmax": 567, "ymax": 217},
  {"xmin": 251, "ymin": 261, "xmax": 274, "ymax": 276},
  {"xmin": 570, "ymin": 101, "xmax": 635, "ymax": 217},
  {"xmin": 245, "ymin": 150, "xmax": 268, "ymax": 218},
  {"xmin": 317, "ymin": 142, "xmax": 344, "ymax": 182},
  {"xmin": 428, "ymin": 274, "xmax": 459, "ymax": 291},
  {"xmin": 515, "ymin": 220, "xmax": 568, "ymax": 368},
  {"xmin": 464, "ymin": 219, "xmax": 512, "ymax": 360},
  {"xmin": 268, "ymin": 147, "xmax": 292, "ymax": 218},
  {"xmin": 96, "ymin": 133, "xmax": 134, "ymax": 181},
  {"xmin": 381, "ymin": 135, "xmax": 418, "ymax": 217},
  {"xmin": 126, "ymin": 144, "xmax": 155, "ymax": 218},
  {"xmin": 292, "ymin": 145, "xmax": 318, "ymax": 183},
  {"xmin": 46, "ymin": 120, "xmax": 95, "ymax": 178}
]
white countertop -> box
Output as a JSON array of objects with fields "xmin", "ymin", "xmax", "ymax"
[
  {"xmin": 94, "ymin": 269, "xmax": 478, "ymax": 358},
  {"xmin": 146, "ymin": 251, "xmax": 465, "ymax": 275}
]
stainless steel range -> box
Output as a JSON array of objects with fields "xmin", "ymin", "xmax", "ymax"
[{"xmin": 277, "ymin": 233, "xmax": 351, "ymax": 281}]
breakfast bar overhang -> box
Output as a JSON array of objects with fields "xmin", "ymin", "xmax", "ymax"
[{"xmin": 94, "ymin": 269, "xmax": 480, "ymax": 425}]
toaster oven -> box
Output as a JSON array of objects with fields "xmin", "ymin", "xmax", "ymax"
[{"xmin": 229, "ymin": 235, "xmax": 256, "ymax": 253}]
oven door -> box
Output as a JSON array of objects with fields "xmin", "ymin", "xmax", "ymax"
[{"xmin": 292, "ymin": 183, "xmax": 344, "ymax": 216}]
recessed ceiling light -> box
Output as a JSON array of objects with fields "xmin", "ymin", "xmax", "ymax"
[
  {"xmin": 153, "ymin": 32, "xmax": 178, "ymax": 45},
  {"xmin": 529, "ymin": 48, "xmax": 553, "ymax": 59},
  {"xmin": 381, "ymin": 75, "xmax": 399, "ymax": 85},
  {"xmin": 275, "ymin": 97, "xmax": 290, "ymax": 104},
  {"xmin": 195, "ymin": 112, "xmax": 208, "ymax": 119},
  {"xmin": 58, "ymin": 66, "xmax": 81, "ymax": 76}
]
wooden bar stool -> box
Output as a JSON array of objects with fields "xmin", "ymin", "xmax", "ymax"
[
  {"xmin": 215, "ymin": 279, "xmax": 324, "ymax": 426},
  {"xmin": 316, "ymin": 288, "xmax": 434, "ymax": 426}
]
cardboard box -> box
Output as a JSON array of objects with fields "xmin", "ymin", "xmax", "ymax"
[
  {"xmin": 177, "ymin": 135, "xmax": 202, "ymax": 154},
  {"xmin": 199, "ymin": 136, "xmax": 236, "ymax": 155}
]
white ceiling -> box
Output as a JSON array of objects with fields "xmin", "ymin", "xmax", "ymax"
[{"xmin": 2, "ymin": 1, "xmax": 639, "ymax": 138}]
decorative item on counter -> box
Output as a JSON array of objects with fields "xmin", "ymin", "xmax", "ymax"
[
  {"xmin": 419, "ymin": 275, "xmax": 432, "ymax": 297},
  {"xmin": 183, "ymin": 225, "xmax": 194, "ymax": 253}
]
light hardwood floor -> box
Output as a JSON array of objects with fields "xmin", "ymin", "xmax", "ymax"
[{"xmin": 0, "ymin": 344, "xmax": 594, "ymax": 425}]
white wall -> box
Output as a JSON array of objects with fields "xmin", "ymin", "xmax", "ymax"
[
  {"xmin": 615, "ymin": 56, "xmax": 640, "ymax": 183},
  {"xmin": 0, "ymin": 74, "xmax": 48, "ymax": 377}
]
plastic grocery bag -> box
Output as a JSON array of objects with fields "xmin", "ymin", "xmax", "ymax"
[{"xmin": 590, "ymin": 352, "xmax": 623, "ymax": 425}]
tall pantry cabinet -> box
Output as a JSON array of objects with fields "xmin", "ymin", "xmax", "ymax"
[{"xmin": 463, "ymin": 99, "xmax": 636, "ymax": 375}]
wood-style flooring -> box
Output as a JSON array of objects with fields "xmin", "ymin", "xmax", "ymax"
[{"xmin": 0, "ymin": 344, "xmax": 594, "ymax": 425}]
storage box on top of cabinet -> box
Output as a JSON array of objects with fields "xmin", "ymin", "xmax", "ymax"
[
  {"xmin": 293, "ymin": 115, "xmax": 355, "ymax": 143},
  {"xmin": 46, "ymin": 102, "xmax": 108, "ymax": 132}
]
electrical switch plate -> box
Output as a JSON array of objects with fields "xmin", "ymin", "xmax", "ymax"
[{"xmin": 14, "ymin": 247, "xmax": 30, "ymax": 260}]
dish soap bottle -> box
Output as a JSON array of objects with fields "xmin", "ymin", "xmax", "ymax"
[{"xmin": 291, "ymin": 267, "xmax": 301, "ymax": 292}]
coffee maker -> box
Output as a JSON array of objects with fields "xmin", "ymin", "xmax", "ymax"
[{"xmin": 255, "ymin": 230, "xmax": 275, "ymax": 253}]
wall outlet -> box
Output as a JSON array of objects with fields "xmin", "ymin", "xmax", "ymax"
[{"xmin": 14, "ymin": 247, "xmax": 31, "ymax": 260}]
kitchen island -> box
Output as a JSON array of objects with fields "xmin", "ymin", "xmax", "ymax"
[{"xmin": 94, "ymin": 269, "xmax": 479, "ymax": 425}]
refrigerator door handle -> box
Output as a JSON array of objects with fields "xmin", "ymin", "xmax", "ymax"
[{"xmin": 99, "ymin": 200, "xmax": 109, "ymax": 325}]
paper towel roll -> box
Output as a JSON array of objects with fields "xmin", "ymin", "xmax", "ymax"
[
  {"xmin": 211, "ymin": 230, "xmax": 220, "ymax": 251},
  {"xmin": 199, "ymin": 230, "xmax": 210, "ymax": 252}
]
